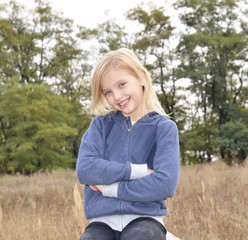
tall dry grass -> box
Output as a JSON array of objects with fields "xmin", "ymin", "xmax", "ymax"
[
  {"xmin": 0, "ymin": 161, "xmax": 247, "ymax": 240},
  {"xmin": 165, "ymin": 161, "xmax": 248, "ymax": 240}
]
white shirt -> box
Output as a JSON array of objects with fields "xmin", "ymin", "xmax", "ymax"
[{"xmin": 90, "ymin": 214, "xmax": 164, "ymax": 231}]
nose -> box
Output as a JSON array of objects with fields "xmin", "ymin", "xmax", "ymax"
[{"xmin": 113, "ymin": 90, "xmax": 122, "ymax": 101}]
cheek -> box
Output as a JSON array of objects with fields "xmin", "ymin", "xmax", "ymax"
[
  {"xmin": 105, "ymin": 96, "xmax": 113, "ymax": 105},
  {"xmin": 133, "ymin": 86, "xmax": 144, "ymax": 97}
]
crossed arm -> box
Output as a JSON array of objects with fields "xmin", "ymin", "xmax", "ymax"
[
  {"xmin": 76, "ymin": 117, "xmax": 180, "ymax": 202},
  {"xmin": 89, "ymin": 168, "xmax": 154, "ymax": 192}
]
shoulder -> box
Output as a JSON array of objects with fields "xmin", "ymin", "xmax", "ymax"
[
  {"xmin": 156, "ymin": 115, "xmax": 177, "ymax": 129},
  {"xmin": 84, "ymin": 114, "xmax": 113, "ymax": 138},
  {"xmin": 155, "ymin": 116, "xmax": 178, "ymax": 136},
  {"xmin": 89, "ymin": 112, "xmax": 115, "ymax": 128}
]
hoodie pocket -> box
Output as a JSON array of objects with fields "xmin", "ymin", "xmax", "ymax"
[
  {"xmin": 86, "ymin": 193, "xmax": 120, "ymax": 218},
  {"xmin": 123, "ymin": 200, "xmax": 166, "ymax": 216}
]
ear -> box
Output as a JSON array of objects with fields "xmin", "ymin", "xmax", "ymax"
[{"xmin": 139, "ymin": 70, "xmax": 146, "ymax": 86}]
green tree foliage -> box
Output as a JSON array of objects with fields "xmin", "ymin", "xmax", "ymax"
[
  {"xmin": 0, "ymin": 1, "xmax": 92, "ymax": 174},
  {"xmin": 175, "ymin": 0, "xmax": 248, "ymax": 163},
  {"xmin": 78, "ymin": 19, "xmax": 130, "ymax": 55},
  {"xmin": 180, "ymin": 117, "xmax": 218, "ymax": 164},
  {"xmin": 215, "ymin": 105, "xmax": 248, "ymax": 164},
  {"xmin": 0, "ymin": 0, "xmax": 92, "ymax": 99},
  {"xmin": 0, "ymin": 82, "xmax": 77, "ymax": 174},
  {"xmin": 0, "ymin": 0, "xmax": 80, "ymax": 84}
]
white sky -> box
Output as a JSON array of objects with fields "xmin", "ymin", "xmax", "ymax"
[{"xmin": 1, "ymin": 0, "xmax": 171, "ymax": 28}]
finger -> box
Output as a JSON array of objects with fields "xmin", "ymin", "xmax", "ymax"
[
  {"xmin": 89, "ymin": 185, "xmax": 99, "ymax": 191},
  {"xmin": 95, "ymin": 185, "xmax": 103, "ymax": 192},
  {"xmin": 147, "ymin": 169, "xmax": 154, "ymax": 175}
]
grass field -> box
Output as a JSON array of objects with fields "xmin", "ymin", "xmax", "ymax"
[{"xmin": 0, "ymin": 160, "xmax": 247, "ymax": 240}]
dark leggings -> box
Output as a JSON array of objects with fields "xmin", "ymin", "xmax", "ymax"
[{"xmin": 79, "ymin": 217, "xmax": 167, "ymax": 240}]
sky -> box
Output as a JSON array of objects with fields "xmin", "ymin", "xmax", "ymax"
[{"xmin": 1, "ymin": 0, "xmax": 171, "ymax": 28}]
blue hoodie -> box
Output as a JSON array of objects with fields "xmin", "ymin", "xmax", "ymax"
[{"xmin": 76, "ymin": 111, "xmax": 180, "ymax": 219}]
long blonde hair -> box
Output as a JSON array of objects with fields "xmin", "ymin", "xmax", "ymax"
[{"xmin": 90, "ymin": 48, "xmax": 168, "ymax": 117}]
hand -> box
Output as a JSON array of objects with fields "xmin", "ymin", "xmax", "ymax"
[
  {"xmin": 89, "ymin": 185, "xmax": 103, "ymax": 192},
  {"xmin": 147, "ymin": 169, "xmax": 154, "ymax": 175},
  {"xmin": 89, "ymin": 185, "xmax": 99, "ymax": 191}
]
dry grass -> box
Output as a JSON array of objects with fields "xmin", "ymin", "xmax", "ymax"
[
  {"xmin": 0, "ymin": 161, "xmax": 247, "ymax": 240},
  {"xmin": 0, "ymin": 170, "xmax": 84, "ymax": 240},
  {"xmin": 165, "ymin": 161, "xmax": 248, "ymax": 240}
]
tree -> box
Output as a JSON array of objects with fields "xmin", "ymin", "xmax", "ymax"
[
  {"xmin": 0, "ymin": 0, "xmax": 90, "ymax": 91},
  {"xmin": 78, "ymin": 18, "xmax": 130, "ymax": 56},
  {"xmin": 0, "ymin": 0, "xmax": 92, "ymax": 169},
  {"xmin": 126, "ymin": 3, "xmax": 183, "ymax": 118},
  {"xmin": 180, "ymin": 116, "xmax": 218, "ymax": 164},
  {"xmin": 0, "ymin": 82, "xmax": 77, "ymax": 173},
  {"xmin": 0, "ymin": 1, "xmax": 77, "ymax": 83},
  {"xmin": 176, "ymin": 0, "xmax": 248, "ymax": 162},
  {"xmin": 215, "ymin": 105, "xmax": 248, "ymax": 164}
]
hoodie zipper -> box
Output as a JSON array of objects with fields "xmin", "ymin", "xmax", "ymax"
[
  {"xmin": 123, "ymin": 118, "xmax": 132, "ymax": 163},
  {"xmin": 126, "ymin": 117, "xmax": 132, "ymax": 133}
]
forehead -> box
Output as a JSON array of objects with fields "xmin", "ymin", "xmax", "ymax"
[{"xmin": 100, "ymin": 68, "xmax": 137, "ymax": 88}]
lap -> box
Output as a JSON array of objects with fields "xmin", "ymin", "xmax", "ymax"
[
  {"xmin": 120, "ymin": 217, "xmax": 167, "ymax": 240},
  {"xmin": 79, "ymin": 222, "xmax": 119, "ymax": 240},
  {"xmin": 79, "ymin": 217, "xmax": 166, "ymax": 240}
]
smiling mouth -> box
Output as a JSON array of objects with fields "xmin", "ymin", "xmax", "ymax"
[{"xmin": 118, "ymin": 98, "xmax": 130, "ymax": 108}]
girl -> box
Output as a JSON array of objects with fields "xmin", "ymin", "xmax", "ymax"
[{"xmin": 76, "ymin": 48, "xmax": 180, "ymax": 240}]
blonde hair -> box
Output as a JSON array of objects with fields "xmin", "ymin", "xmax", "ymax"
[{"xmin": 90, "ymin": 48, "xmax": 168, "ymax": 117}]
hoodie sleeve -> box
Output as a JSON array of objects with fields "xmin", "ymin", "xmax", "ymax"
[
  {"xmin": 76, "ymin": 116, "xmax": 132, "ymax": 185},
  {"xmin": 114, "ymin": 120, "xmax": 180, "ymax": 202}
]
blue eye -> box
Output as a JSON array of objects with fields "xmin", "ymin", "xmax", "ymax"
[
  {"xmin": 119, "ymin": 82, "xmax": 126, "ymax": 87},
  {"xmin": 104, "ymin": 91, "xmax": 111, "ymax": 96}
]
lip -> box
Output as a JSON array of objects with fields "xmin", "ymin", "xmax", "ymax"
[{"xmin": 118, "ymin": 98, "xmax": 130, "ymax": 109}]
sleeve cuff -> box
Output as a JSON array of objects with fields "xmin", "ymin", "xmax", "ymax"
[
  {"xmin": 102, "ymin": 182, "xmax": 119, "ymax": 198},
  {"xmin": 130, "ymin": 164, "xmax": 147, "ymax": 180}
]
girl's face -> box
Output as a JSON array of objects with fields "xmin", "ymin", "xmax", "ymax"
[{"xmin": 101, "ymin": 68, "xmax": 146, "ymax": 121}]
